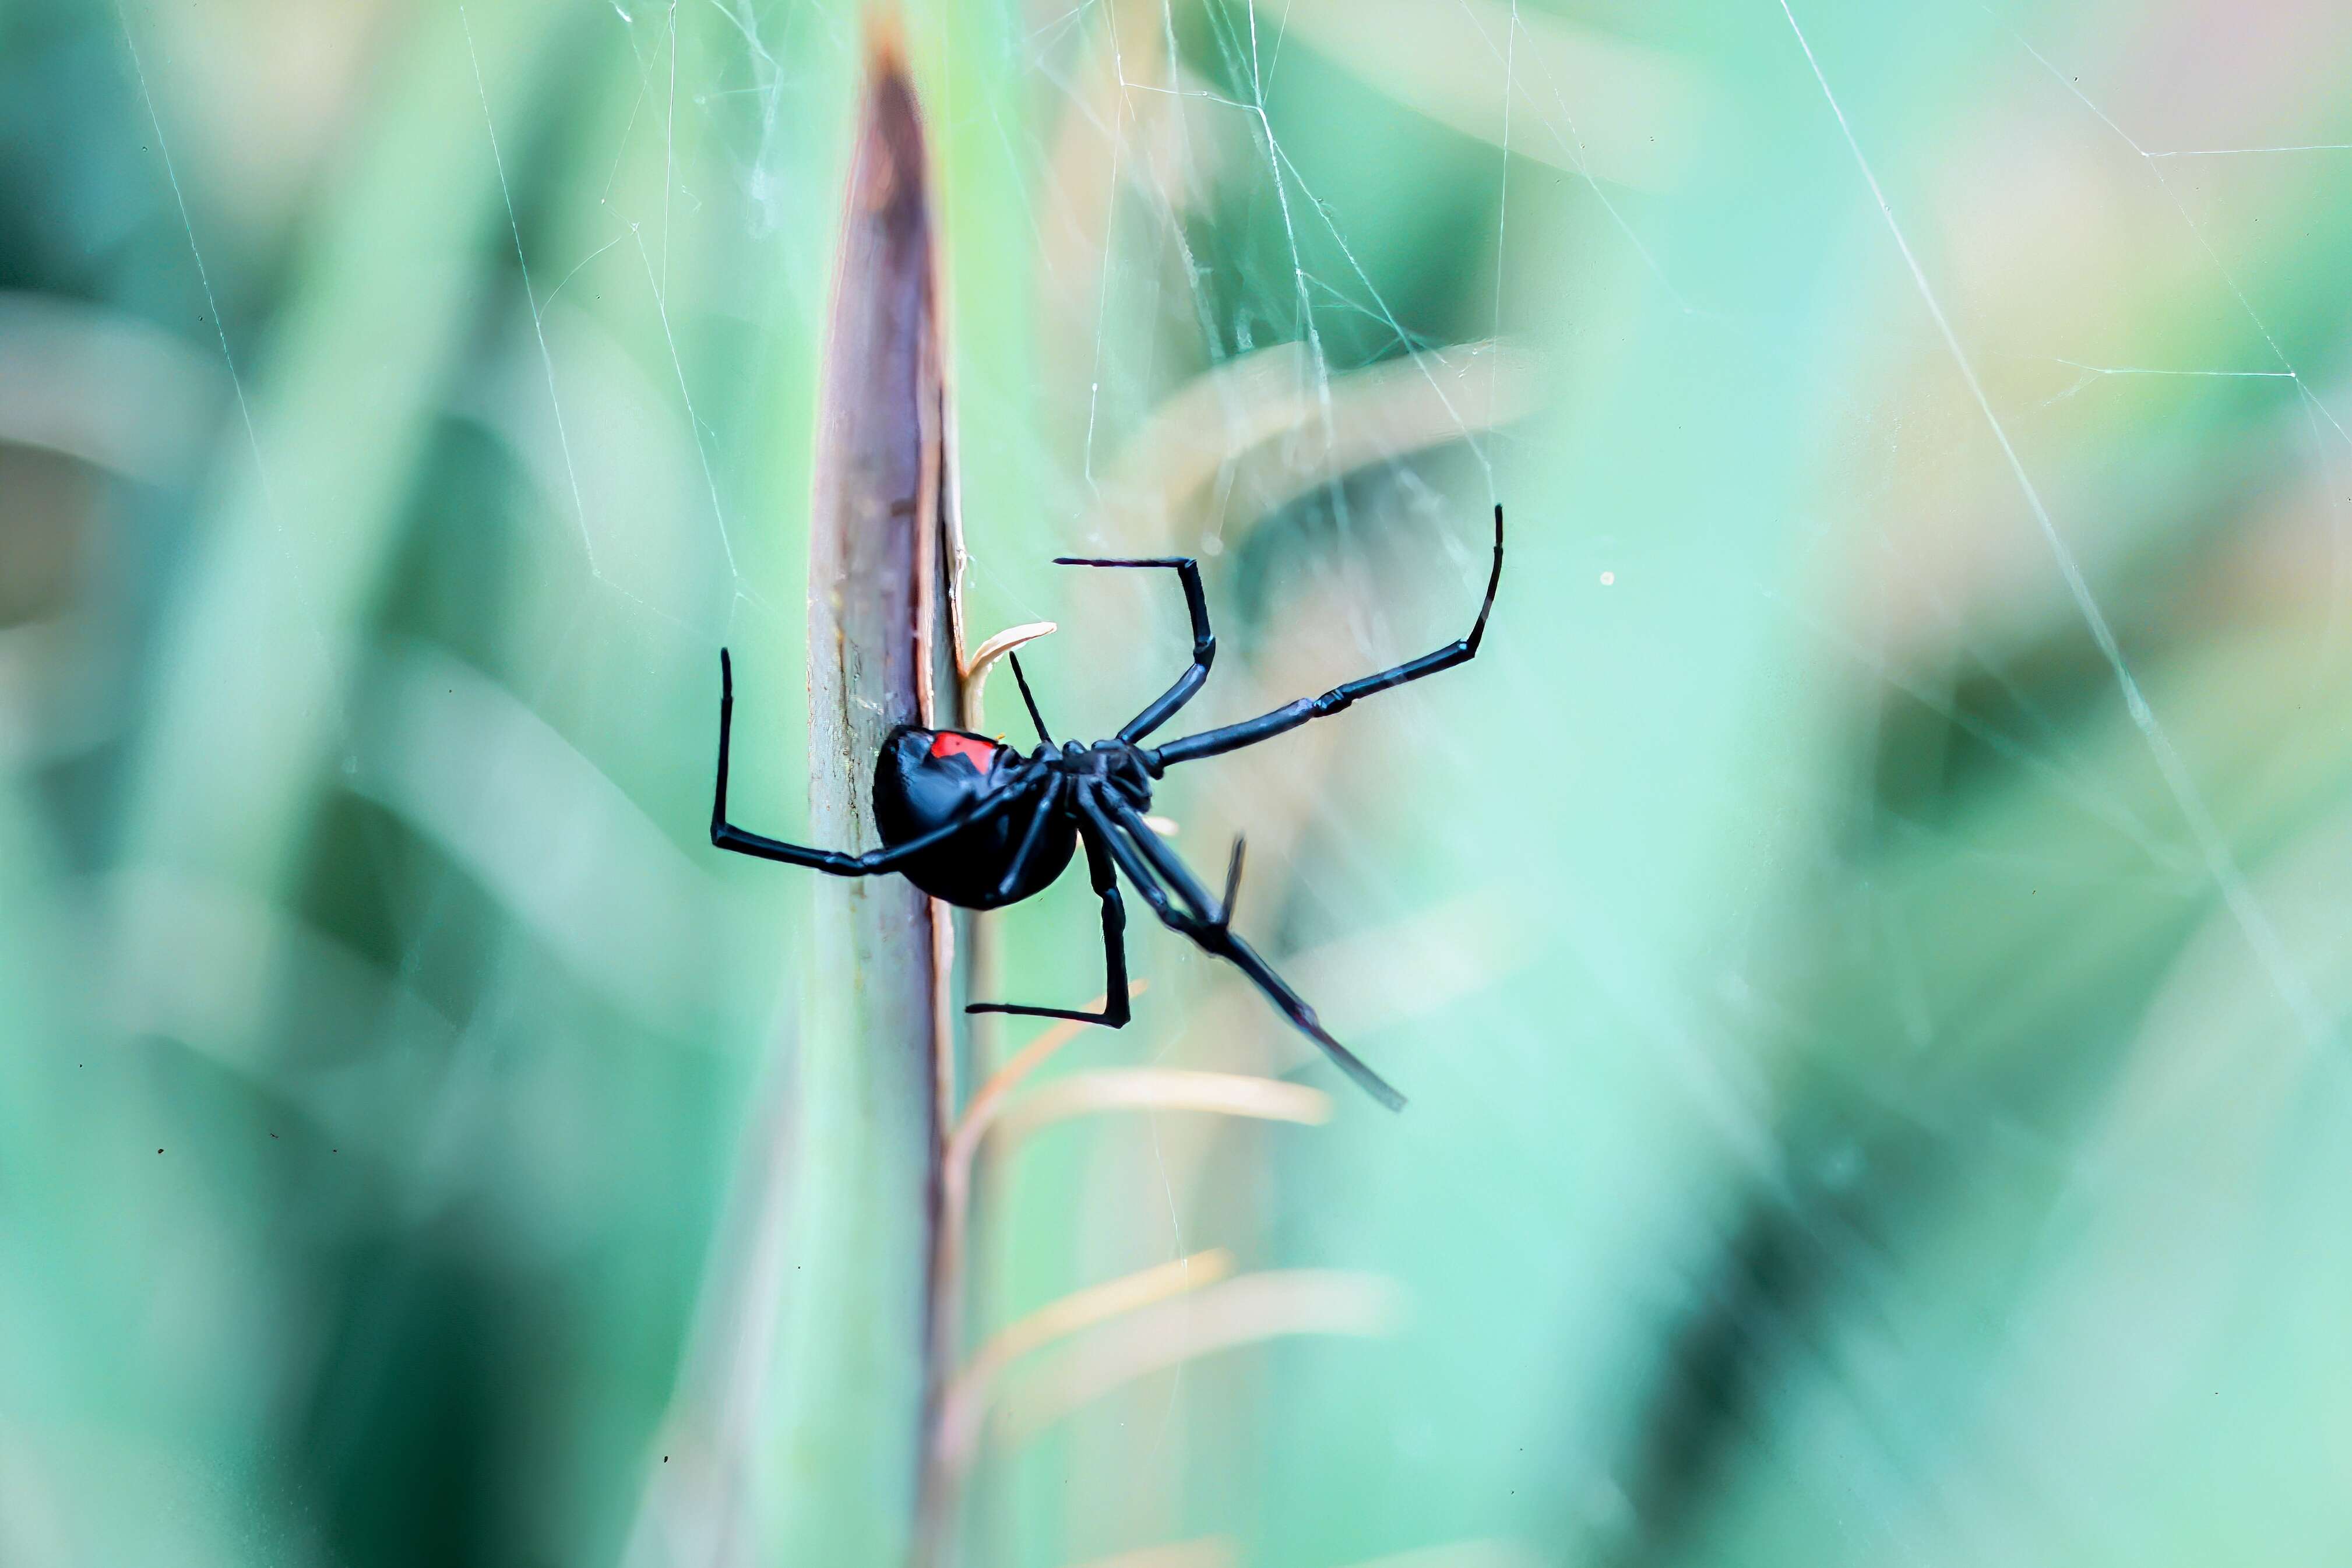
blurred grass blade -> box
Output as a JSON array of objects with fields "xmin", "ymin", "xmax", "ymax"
[
  {"xmin": 770, "ymin": 25, "xmax": 959, "ymax": 1567},
  {"xmin": 357, "ymin": 640, "xmax": 721, "ymax": 1028},
  {"xmin": 114, "ymin": 0, "xmax": 576, "ymax": 911},
  {"xmin": 1096, "ymin": 339, "xmax": 1535, "ymax": 549},
  {"xmin": 0, "ymin": 294, "xmax": 220, "ymax": 481},
  {"xmin": 1281, "ymin": 0, "xmax": 1710, "ymax": 189}
]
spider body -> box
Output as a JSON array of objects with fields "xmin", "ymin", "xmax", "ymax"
[
  {"xmin": 711, "ymin": 506, "xmax": 1506, "ymax": 1112},
  {"xmin": 872, "ymin": 728, "xmax": 1082, "ymax": 908}
]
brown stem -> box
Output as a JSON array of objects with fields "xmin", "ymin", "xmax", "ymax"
[{"xmin": 770, "ymin": 22, "xmax": 962, "ymax": 1567}]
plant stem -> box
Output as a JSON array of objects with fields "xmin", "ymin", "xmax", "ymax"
[{"xmin": 769, "ymin": 27, "xmax": 959, "ymax": 1568}]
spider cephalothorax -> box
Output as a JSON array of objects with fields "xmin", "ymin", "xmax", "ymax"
[{"xmin": 710, "ymin": 506, "xmax": 1506, "ymax": 1111}]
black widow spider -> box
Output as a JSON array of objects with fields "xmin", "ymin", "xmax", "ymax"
[{"xmin": 710, "ymin": 505, "xmax": 1505, "ymax": 1111}]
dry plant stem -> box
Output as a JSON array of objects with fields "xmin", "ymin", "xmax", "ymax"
[
  {"xmin": 994, "ymin": 1269, "xmax": 1408, "ymax": 1445},
  {"xmin": 962, "ymin": 621, "xmax": 1058, "ymax": 734},
  {"xmin": 921, "ymin": 991, "xmax": 1353, "ymax": 1549},
  {"xmin": 773, "ymin": 31, "xmax": 957, "ymax": 1568},
  {"xmin": 1332, "ymin": 1544, "xmax": 1548, "ymax": 1568},
  {"xmin": 917, "ymin": 984, "xmax": 1143, "ymax": 1562},
  {"xmin": 932, "ymin": 1249, "xmax": 1237, "ymax": 1471},
  {"xmin": 987, "ymin": 1069, "xmax": 1329, "ymax": 1148},
  {"xmin": 934, "ymin": 986, "xmax": 1142, "ymax": 1353},
  {"xmin": 1062, "ymin": 1543, "xmax": 1240, "ymax": 1568},
  {"xmin": 948, "ymin": 981, "xmax": 1149, "ymax": 1183}
]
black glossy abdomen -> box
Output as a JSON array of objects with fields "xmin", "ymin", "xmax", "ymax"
[{"xmin": 872, "ymin": 727, "xmax": 1076, "ymax": 910}]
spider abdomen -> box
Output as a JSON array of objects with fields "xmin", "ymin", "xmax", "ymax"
[{"xmin": 873, "ymin": 726, "xmax": 1074, "ymax": 910}]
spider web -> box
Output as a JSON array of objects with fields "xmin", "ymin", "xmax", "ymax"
[{"xmin": 12, "ymin": 0, "xmax": 2352, "ymax": 1565}]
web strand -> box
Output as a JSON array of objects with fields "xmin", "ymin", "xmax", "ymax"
[{"xmin": 1774, "ymin": 0, "xmax": 2332, "ymax": 1046}]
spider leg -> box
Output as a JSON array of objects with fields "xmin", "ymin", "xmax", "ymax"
[
  {"xmin": 1140, "ymin": 505, "xmax": 1503, "ymax": 772},
  {"xmin": 1216, "ymin": 834, "xmax": 1246, "ymax": 925},
  {"xmin": 710, "ymin": 649, "xmax": 1025, "ymax": 873},
  {"xmin": 1054, "ymin": 555, "xmax": 1214, "ymax": 742},
  {"xmin": 988, "ymin": 773, "xmax": 1067, "ymax": 904},
  {"xmin": 966, "ymin": 811, "xmax": 1132, "ymax": 1027},
  {"xmin": 1007, "ymin": 651, "xmax": 1055, "ymax": 746},
  {"xmin": 1080, "ymin": 791, "xmax": 1405, "ymax": 1111}
]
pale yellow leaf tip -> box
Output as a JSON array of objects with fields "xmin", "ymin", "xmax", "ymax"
[{"xmin": 962, "ymin": 621, "xmax": 1058, "ymax": 732}]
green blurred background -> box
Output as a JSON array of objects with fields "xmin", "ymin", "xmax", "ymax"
[{"xmin": 6, "ymin": 0, "xmax": 2352, "ymax": 1564}]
